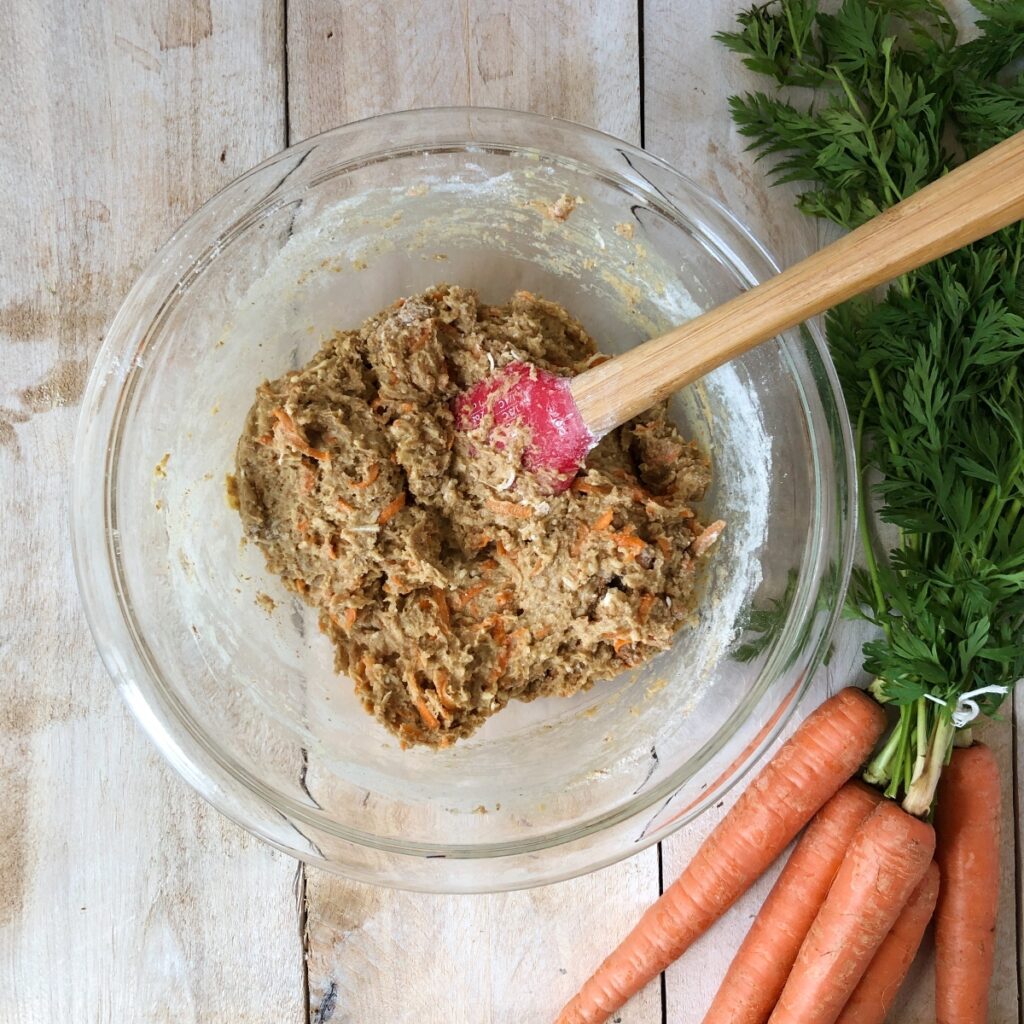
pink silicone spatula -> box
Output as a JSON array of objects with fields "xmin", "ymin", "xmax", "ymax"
[{"xmin": 455, "ymin": 130, "xmax": 1024, "ymax": 491}]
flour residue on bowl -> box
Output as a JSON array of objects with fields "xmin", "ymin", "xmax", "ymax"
[{"xmin": 165, "ymin": 160, "xmax": 771, "ymax": 811}]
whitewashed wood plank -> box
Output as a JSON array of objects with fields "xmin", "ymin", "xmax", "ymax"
[
  {"xmin": 306, "ymin": 859, "xmax": 662, "ymax": 1024},
  {"xmin": 286, "ymin": 0, "xmax": 640, "ymax": 145},
  {"xmin": 288, "ymin": 2, "xmax": 656, "ymax": 1021},
  {"xmin": 0, "ymin": 2, "xmax": 305, "ymax": 1021}
]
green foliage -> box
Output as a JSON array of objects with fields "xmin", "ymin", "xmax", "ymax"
[{"xmin": 719, "ymin": 0, "xmax": 1024, "ymax": 808}]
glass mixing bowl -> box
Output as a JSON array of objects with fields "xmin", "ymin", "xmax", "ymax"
[{"xmin": 72, "ymin": 108, "xmax": 855, "ymax": 892}]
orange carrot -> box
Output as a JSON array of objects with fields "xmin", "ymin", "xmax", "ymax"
[
  {"xmin": 555, "ymin": 688, "xmax": 886, "ymax": 1024},
  {"xmin": 609, "ymin": 530, "xmax": 646, "ymax": 555},
  {"xmin": 656, "ymin": 536, "xmax": 672, "ymax": 557},
  {"xmin": 271, "ymin": 407, "xmax": 330, "ymax": 461},
  {"xmin": 637, "ymin": 593, "xmax": 656, "ymax": 625},
  {"xmin": 691, "ymin": 519, "xmax": 726, "ymax": 559},
  {"xmin": 768, "ymin": 801, "xmax": 935, "ymax": 1024},
  {"xmin": 351, "ymin": 463, "xmax": 380, "ymax": 489},
  {"xmin": 406, "ymin": 672, "xmax": 439, "ymax": 730},
  {"xmin": 935, "ymin": 743, "xmax": 1001, "ymax": 1024},
  {"xmin": 344, "ymin": 607, "xmax": 357, "ymax": 628},
  {"xmin": 434, "ymin": 669, "xmax": 457, "ymax": 711},
  {"xmin": 457, "ymin": 582, "xmax": 486, "ymax": 607},
  {"xmin": 571, "ymin": 478, "xmax": 611, "ymax": 496},
  {"xmin": 378, "ymin": 492, "xmax": 406, "ymax": 525},
  {"xmin": 702, "ymin": 781, "xmax": 882, "ymax": 1024},
  {"xmin": 431, "ymin": 587, "xmax": 451, "ymax": 629},
  {"xmin": 486, "ymin": 496, "xmax": 533, "ymax": 519},
  {"xmin": 834, "ymin": 860, "xmax": 940, "ymax": 1024},
  {"xmin": 591, "ymin": 509, "xmax": 614, "ymax": 531}
]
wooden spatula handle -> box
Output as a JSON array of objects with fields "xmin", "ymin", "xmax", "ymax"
[{"xmin": 571, "ymin": 129, "xmax": 1024, "ymax": 438}]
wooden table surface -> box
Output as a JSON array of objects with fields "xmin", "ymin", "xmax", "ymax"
[{"xmin": 3, "ymin": 1, "xmax": 1020, "ymax": 1021}]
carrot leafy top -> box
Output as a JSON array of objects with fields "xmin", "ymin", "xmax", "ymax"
[{"xmin": 719, "ymin": 0, "xmax": 1024, "ymax": 813}]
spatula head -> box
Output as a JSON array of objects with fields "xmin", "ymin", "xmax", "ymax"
[{"xmin": 453, "ymin": 361, "xmax": 595, "ymax": 492}]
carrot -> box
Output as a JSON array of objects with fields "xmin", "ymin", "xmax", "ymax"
[
  {"xmin": 336, "ymin": 496, "xmax": 353, "ymax": 513},
  {"xmin": 378, "ymin": 492, "xmax": 406, "ymax": 525},
  {"xmin": 768, "ymin": 801, "xmax": 935, "ymax": 1024},
  {"xmin": 453, "ymin": 582, "xmax": 486, "ymax": 611},
  {"xmin": 431, "ymin": 587, "xmax": 451, "ymax": 629},
  {"xmin": 609, "ymin": 530, "xmax": 646, "ymax": 556},
  {"xmin": 934, "ymin": 743, "xmax": 1001, "ymax": 1024},
  {"xmin": 834, "ymin": 860, "xmax": 940, "ymax": 1024},
  {"xmin": 351, "ymin": 463, "xmax": 380, "ymax": 489},
  {"xmin": 555, "ymin": 688, "xmax": 886, "ymax": 1024},
  {"xmin": 691, "ymin": 519, "xmax": 726, "ymax": 559},
  {"xmin": 486, "ymin": 496, "xmax": 533, "ymax": 519},
  {"xmin": 344, "ymin": 607, "xmax": 357, "ymax": 628},
  {"xmin": 434, "ymin": 668, "xmax": 457, "ymax": 711},
  {"xmin": 590, "ymin": 509, "xmax": 614, "ymax": 531},
  {"xmin": 637, "ymin": 593, "xmax": 656, "ymax": 625},
  {"xmin": 271, "ymin": 407, "xmax": 330, "ymax": 461},
  {"xmin": 702, "ymin": 781, "xmax": 882, "ymax": 1024},
  {"xmin": 656, "ymin": 536, "xmax": 672, "ymax": 557},
  {"xmin": 571, "ymin": 478, "xmax": 611, "ymax": 496},
  {"xmin": 406, "ymin": 672, "xmax": 439, "ymax": 730}
]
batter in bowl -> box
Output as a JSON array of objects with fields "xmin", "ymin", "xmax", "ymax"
[{"xmin": 233, "ymin": 285, "xmax": 724, "ymax": 747}]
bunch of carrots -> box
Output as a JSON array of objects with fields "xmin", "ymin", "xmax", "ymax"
[{"xmin": 555, "ymin": 688, "xmax": 1001, "ymax": 1024}]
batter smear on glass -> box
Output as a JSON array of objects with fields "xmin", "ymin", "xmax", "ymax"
[{"xmin": 233, "ymin": 285, "xmax": 724, "ymax": 747}]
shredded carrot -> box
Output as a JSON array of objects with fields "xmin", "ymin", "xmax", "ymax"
[
  {"xmin": 271, "ymin": 408, "xmax": 330, "ymax": 461},
  {"xmin": 389, "ymin": 451, "xmax": 399, "ymax": 464},
  {"xmin": 295, "ymin": 516, "xmax": 310, "ymax": 535},
  {"xmin": 572, "ymin": 478, "xmax": 612, "ymax": 496},
  {"xmin": 431, "ymin": 587, "xmax": 451, "ymax": 629},
  {"xmin": 485, "ymin": 496, "xmax": 533, "ymax": 519},
  {"xmin": 344, "ymin": 607, "xmax": 357, "ymax": 628},
  {"xmin": 637, "ymin": 593, "xmax": 655, "ymax": 624},
  {"xmin": 494, "ymin": 590, "xmax": 514, "ymax": 608},
  {"xmin": 495, "ymin": 539, "xmax": 511, "ymax": 558},
  {"xmin": 293, "ymin": 579, "xmax": 308, "ymax": 593},
  {"xmin": 406, "ymin": 672, "xmax": 440, "ymax": 730},
  {"xmin": 300, "ymin": 467, "xmax": 316, "ymax": 495},
  {"xmin": 434, "ymin": 669, "xmax": 457, "ymax": 711},
  {"xmin": 612, "ymin": 636, "xmax": 631, "ymax": 654},
  {"xmin": 256, "ymin": 432, "xmax": 274, "ymax": 446},
  {"xmin": 351, "ymin": 463, "xmax": 380, "ymax": 489},
  {"xmin": 454, "ymin": 583, "xmax": 486, "ymax": 610},
  {"xmin": 474, "ymin": 534, "xmax": 493, "ymax": 551},
  {"xmin": 510, "ymin": 627, "xmax": 529, "ymax": 646},
  {"xmin": 479, "ymin": 558, "xmax": 499, "ymax": 572},
  {"xmin": 378, "ymin": 492, "xmax": 406, "ymax": 525},
  {"xmin": 610, "ymin": 530, "xmax": 647, "ymax": 556},
  {"xmin": 490, "ymin": 619, "xmax": 507, "ymax": 646},
  {"xmin": 533, "ymin": 624, "xmax": 551, "ymax": 640},
  {"xmin": 592, "ymin": 509, "xmax": 614, "ymax": 531},
  {"xmin": 336, "ymin": 496, "xmax": 353, "ymax": 513},
  {"xmin": 656, "ymin": 536, "xmax": 672, "ymax": 556}
]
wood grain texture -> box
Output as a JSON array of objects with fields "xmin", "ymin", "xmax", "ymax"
[
  {"xmin": 285, "ymin": 0, "xmax": 640, "ymax": 145},
  {"xmin": 0, "ymin": 2, "xmax": 304, "ymax": 1021},
  {"xmin": 289, "ymin": 3, "xmax": 656, "ymax": 1021}
]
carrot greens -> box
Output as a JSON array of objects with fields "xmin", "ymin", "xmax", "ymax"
[{"xmin": 718, "ymin": 0, "xmax": 1024, "ymax": 813}]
